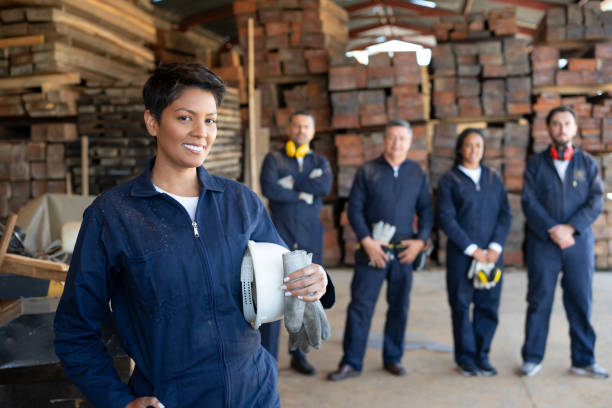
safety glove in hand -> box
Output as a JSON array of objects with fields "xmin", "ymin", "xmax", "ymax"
[
  {"xmin": 309, "ymin": 168, "xmax": 323, "ymax": 179},
  {"xmin": 278, "ymin": 175, "xmax": 294, "ymax": 190},
  {"xmin": 283, "ymin": 250, "xmax": 330, "ymax": 353},
  {"xmin": 299, "ymin": 192, "xmax": 314, "ymax": 204},
  {"xmin": 468, "ymin": 258, "xmax": 501, "ymax": 290}
]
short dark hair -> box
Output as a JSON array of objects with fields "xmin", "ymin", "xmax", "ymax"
[
  {"xmin": 454, "ymin": 127, "xmax": 485, "ymax": 166},
  {"xmin": 546, "ymin": 105, "xmax": 577, "ymax": 126},
  {"xmin": 385, "ymin": 119, "xmax": 412, "ymax": 135},
  {"xmin": 143, "ymin": 62, "xmax": 226, "ymax": 122},
  {"xmin": 290, "ymin": 110, "xmax": 315, "ymax": 126}
]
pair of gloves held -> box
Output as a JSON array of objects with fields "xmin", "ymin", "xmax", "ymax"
[
  {"xmin": 467, "ymin": 253, "xmax": 502, "ymax": 290},
  {"xmin": 283, "ymin": 250, "xmax": 330, "ymax": 353},
  {"xmin": 277, "ymin": 168, "xmax": 324, "ymax": 205}
]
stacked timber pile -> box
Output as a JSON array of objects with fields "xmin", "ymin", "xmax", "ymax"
[
  {"xmin": 431, "ymin": 37, "xmax": 531, "ymax": 119},
  {"xmin": 434, "ymin": 8, "xmax": 517, "ymax": 42},
  {"xmin": 535, "ymin": 2, "xmax": 612, "ymax": 42},
  {"xmin": 431, "ymin": 121, "xmax": 528, "ymax": 266},
  {"xmin": 0, "ymin": 124, "xmax": 77, "ymax": 217},
  {"xmin": 594, "ymin": 153, "xmax": 612, "ymax": 269},
  {"xmin": 320, "ymin": 203, "xmax": 340, "ymax": 266},
  {"xmin": 329, "ymin": 52, "xmax": 429, "ymax": 128},
  {"xmin": 212, "ymin": 48, "xmax": 247, "ymax": 105},
  {"xmin": 233, "ymin": 0, "xmax": 348, "ymax": 137},
  {"xmin": 209, "ymin": 87, "xmax": 243, "ymax": 180}
]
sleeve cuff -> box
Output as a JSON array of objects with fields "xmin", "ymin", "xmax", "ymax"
[
  {"xmin": 488, "ymin": 242, "xmax": 503, "ymax": 254},
  {"xmin": 464, "ymin": 244, "xmax": 477, "ymax": 256}
]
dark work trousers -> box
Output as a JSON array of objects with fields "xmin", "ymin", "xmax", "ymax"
[
  {"xmin": 341, "ymin": 259, "xmax": 413, "ymax": 371},
  {"xmin": 522, "ymin": 232, "xmax": 596, "ymax": 367},
  {"xmin": 446, "ymin": 248, "xmax": 502, "ymax": 367}
]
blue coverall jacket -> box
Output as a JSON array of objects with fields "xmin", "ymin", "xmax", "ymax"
[
  {"xmin": 521, "ymin": 146, "xmax": 603, "ymax": 366},
  {"xmin": 437, "ymin": 165, "xmax": 512, "ymax": 366},
  {"xmin": 260, "ymin": 149, "xmax": 333, "ymax": 263},
  {"xmin": 54, "ymin": 161, "xmax": 288, "ymax": 408}
]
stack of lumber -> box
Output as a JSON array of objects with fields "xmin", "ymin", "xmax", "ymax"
[
  {"xmin": 233, "ymin": 0, "xmax": 349, "ymax": 77},
  {"xmin": 329, "ymin": 53, "xmax": 429, "ymax": 128},
  {"xmin": 320, "ymin": 203, "xmax": 340, "ymax": 266},
  {"xmin": 212, "ymin": 48, "xmax": 247, "ymax": 105},
  {"xmin": 593, "ymin": 154, "xmax": 612, "ymax": 268},
  {"xmin": 0, "ymin": 1, "xmax": 157, "ymax": 85},
  {"xmin": 432, "ymin": 36, "xmax": 531, "ymax": 118},
  {"xmin": 0, "ymin": 132, "xmax": 73, "ymax": 217},
  {"xmin": 532, "ymin": 43, "xmax": 612, "ymax": 88},
  {"xmin": 208, "ymin": 87, "xmax": 243, "ymax": 180},
  {"xmin": 434, "ymin": 8, "xmax": 517, "ymax": 42},
  {"xmin": 155, "ymin": 25, "xmax": 224, "ymax": 67},
  {"xmin": 339, "ymin": 202, "xmax": 356, "ymax": 265},
  {"xmin": 535, "ymin": 2, "xmax": 612, "ymax": 42}
]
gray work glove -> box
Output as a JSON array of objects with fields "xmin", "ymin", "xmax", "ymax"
[
  {"xmin": 278, "ymin": 175, "xmax": 294, "ymax": 190},
  {"xmin": 299, "ymin": 192, "xmax": 314, "ymax": 205},
  {"xmin": 283, "ymin": 250, "xmax": 330, "ymax": 353},
  {"xmin": 309, "ymin": 168, "xmax": 323, "ymax": 179},
  {"xmin": 371, "ymin": 221, "xmax": 396, "ymax": 245}
]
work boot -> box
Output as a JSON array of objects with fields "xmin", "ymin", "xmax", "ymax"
[
  {"xmin": 458, "ymin": 362, "xmax": 481, "ymax": 377},
  {"xmin": 328, "ymin": 364, "xmax": 360, "ymax": 381},
  {"xmin": 571, "ymin": 363, "xmax": 609, "ymax": 379},
  {"xmin": 290, "ymin": 355, "xmax": 316, "ymax": 375}
]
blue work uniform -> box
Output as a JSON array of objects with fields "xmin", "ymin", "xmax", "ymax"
[
  {"xmin": 258, "ymin": 148, "xmax": 335, "ymax": 359},
  {"xmin": 437, "ymin": 166, "xmax": 512, "ymax": 367},
  {"xmin": 521, "ymin": 146, "xmax": 603, "ymax": 367},
  {"xmin": 341, "ymin": 155, "xmax": 433, "ymax": 371},
  {"xmin": 54, "ymin": 160, "xmax": 287, "ymax": 408}
]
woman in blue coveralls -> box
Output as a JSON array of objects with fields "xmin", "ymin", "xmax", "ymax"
[
  {"xmin": 437, "ymin": 128, "xmax": 512, "ymax": 377},
  {"xmin": 53, "ymin": 63, "xmax": 332, "ymax": 408}
]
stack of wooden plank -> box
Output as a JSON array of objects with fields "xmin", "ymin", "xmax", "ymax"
[
  {"xmin": 339, "ymin": 202, "xmax": 356, "ymax": 265},
  {"xmin": 212, "ymin": 49, "xmax": 247, "ymax": 105},
  {"xmin": 535, "ymin": 2, "xmax": 612, "ymax": 42},
  {"xmin": 208, "ymin": 87, "xmax": 243, "ymax": 180},
  {"xmin": 593, "ymin": 154, "xmax": 612, "ymax": 268},
  {"xmin": 432, "ymin": 36, "xmax": 531, "ymax": 119},
  {"xmin": 155, "ymin": 25, "xmax": 224, "ymax": 67},
  {"xmin": 320, "ymin": 203, "xmax": 340, "ymax": 266},
  {"xmin": 233, "ymin": 0, "xmax": 348, "ymax": 77},
  {"xmin": 329, "ymin": 53, "xmax": 429, "ymax": 128},
  {"xmin": 0, "ymin": 132, "xmax": 75, "ymax": 217},
  {"xmin": 532, "ymin": 43, "xmax": 612, "ymax": 88},
  {"xmin": 0, "ymin": 2, "xmax": 157, "ymax": 85},
  {"xmin": 434, "ymin": 8, "xmax": 517, "ymax": 42}
]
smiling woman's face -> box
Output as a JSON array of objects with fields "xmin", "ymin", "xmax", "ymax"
[
  {"xmin": 145, "ymin": 87, "xmax": 218, "ymax": 172},
  {"xmin": 460, "ymin": 131, "xmax": 484, "ymax": 169}
]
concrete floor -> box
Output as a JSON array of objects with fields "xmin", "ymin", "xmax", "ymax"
[{"xmin": 276, "ymin": 267, "xmax": 612, "ymax": 408}]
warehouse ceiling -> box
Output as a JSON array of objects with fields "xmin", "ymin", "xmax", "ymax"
[{"xmin": 151, "ymin": 0, "xmax": 579, "ymax": 50}]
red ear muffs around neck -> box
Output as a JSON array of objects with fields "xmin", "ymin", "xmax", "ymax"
[{"xmin": 550, "ymin": 145, "xmax": 574, "ymax": 161}]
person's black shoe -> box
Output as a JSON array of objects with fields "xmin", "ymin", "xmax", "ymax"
[
  {"xmin": 384, "ymin": 362, "xmax": 407, "ymax": 376},
  {"xmin": 290, "ymin": 355, "xmax": 316, "ymax": 375},
  {"xmin": 477, "ymin": 361, "xmax": 498, "ymax": 376},
  {"xmin": 327, "ymin": 364, "xmax": 360, "ymax": 381},
  {"xmin": 458, "ymin": 362, "xmax": 481, "ymax": 377}
]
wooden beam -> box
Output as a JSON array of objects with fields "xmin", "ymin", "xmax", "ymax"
[
  {"xmin": 489, "ymin": 0, "xmax": 563, "ymax": 12},
  {"xmin": 247, "ymin": 17, "xmax": 257, "ymax": 191},
  {"xmin": 346, "ymin": 0, "xmax": 458, "ymax": 16},
  {"xmin": 0, "ymin": 72, "xmax": 81, "ymax": 90},
  {"xmin": 0, "ymin": 35, "xmax": 44, "ymax": 49},
  {"xmin": 81, "ymin": 136, "xmax": 89, "ymax": 196},
  {"xmin": 179, "ymin": 5, "xmax": 234, "ymax": 30},
  {"xmin": 1, "ymin": 253, "xmax": 69, "ymax": 282}
]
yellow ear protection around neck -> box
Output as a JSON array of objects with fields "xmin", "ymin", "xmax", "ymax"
[{"xmin": 285, "ymin": 140, "xmax": 310, "ymax": 158}]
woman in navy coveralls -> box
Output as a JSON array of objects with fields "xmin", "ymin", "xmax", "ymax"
[
  {"xmin": 437, "ymin": 128, "xmax": 511, "ymax": 376},
  {"xmin": 53, "ymin": 63, "xmax": 332, "ymax": 408}
]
